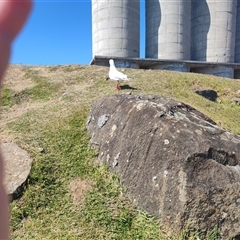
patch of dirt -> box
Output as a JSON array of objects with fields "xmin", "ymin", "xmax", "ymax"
[
  {"xmin": 69, "ymin": 178, "xmax": 92, "ymax": 206},
  {"xmin": 4, "ymin": 65, "xmax": 35, "ymax": 92},
  {"xmin": 0, "ymin": 100, "xmax": 55, "ymax": 142}
]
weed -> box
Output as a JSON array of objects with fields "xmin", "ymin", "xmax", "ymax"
[
  {"xmin": 62, "ymin": 65, "xmax": 85, "ymax": 72},
  {"xmin": 48, "ymin": 66, "xmax": 61, "ymax": 72}
]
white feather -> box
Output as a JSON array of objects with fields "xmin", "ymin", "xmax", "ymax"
[{"xmin": 108, "ymin": 59, "xmax": 131, "ymax": 81}]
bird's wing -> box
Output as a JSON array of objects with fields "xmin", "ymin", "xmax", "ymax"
[{"xmin": 109, "ymin": 68, "xmax": 130, "ymax": 80}]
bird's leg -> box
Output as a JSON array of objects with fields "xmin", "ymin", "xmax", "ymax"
[{"xmin": 116, "ymin": 80, "xmax": 121, "ymax": 90}]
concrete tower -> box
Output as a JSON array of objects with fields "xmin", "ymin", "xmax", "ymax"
[
  {"xmin": 145, "ymin": 0, "xmax": 191, "ymax": 71},
  {"xmin": 235, "ymin": 2, "xmax": 240, "ymax": 78},
  {"xmin": 191, "ymin": 0, "xmax": 237, "ymax": 78},
  {"xmin": 92, "ymin": 0, "xmax": 140, "ymax": 66}
]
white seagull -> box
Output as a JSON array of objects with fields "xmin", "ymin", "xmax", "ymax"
[{"xmin": 108, "ymin": 59, "xmax": 131, "ymax": 90}]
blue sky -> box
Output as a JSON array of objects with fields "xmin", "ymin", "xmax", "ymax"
[{"xmin": 10, "ymin": 0, "xmax": 146, "ymax": 66}]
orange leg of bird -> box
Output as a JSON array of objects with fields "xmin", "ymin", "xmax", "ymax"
[{"xmin": 116, "ymin": 80, "xmax": 121, "ymax": 90}]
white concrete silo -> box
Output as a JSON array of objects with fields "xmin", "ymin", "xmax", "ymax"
[
  {"xmin": 92, "ymin": 0, "xmax": 140, "ymax": 67},
  {"xmin": 145, "ymin": 0, "xmax": 191, "ymax": 71},
  {"xmin": 191, "ymin": 0, "xmax": 237, "ymax": 78}
]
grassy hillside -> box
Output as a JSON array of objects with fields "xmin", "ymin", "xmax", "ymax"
[{"xmin": 2, "ymin": 64, "xmax": 240, "ymax": 239}]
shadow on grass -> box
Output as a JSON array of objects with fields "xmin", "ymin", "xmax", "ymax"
[{"xmin": 120, "ymin": 84, "xmax": 138, "ymax": 90}]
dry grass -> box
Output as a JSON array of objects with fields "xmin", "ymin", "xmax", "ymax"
[{"xmin": 1, "ymin": 64, "xmax": 240, "ymax": 239}]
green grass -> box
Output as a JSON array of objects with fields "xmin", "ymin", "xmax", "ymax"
[
  {"xmin": 8, "ymin": 107, "xmax": 163, "ymax": 239},
  {"xmin": 2, "ymin": 64, "xmax": 240, "ymax": 239},
  {"xmin": 1, "ymin": 87, "xmax": 15, "ymax": 107},
  {"xmin": 23, "ymin": 73, "xmax": 61, "ymax": 101},
  {"xmin": 2, "ymin": 72, "xmax": 61, "ymax": 107},
  {"xmin": 23, "ymin": 79, "xmax": 60, "ymax": 101}
]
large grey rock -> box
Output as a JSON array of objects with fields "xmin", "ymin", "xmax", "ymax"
[
  {"xmin": 2, "ymin": 142, "xmax": 32, "ymax": 201},
  {"xmin": 87, "ymin": 94, "xmax": 240, "ymax": 239}
]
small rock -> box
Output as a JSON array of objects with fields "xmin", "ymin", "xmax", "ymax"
[
  {"xmin": 152, "ymin": 176, "xmax": 157, "ymax": 181},
  {"xmin": 164, "ymin": 139, "xmax": 170, "ymax": 145},
  {"xmin": 230, "ymin": 97, "xmax": 240, "ymax": 105},
  {"xmin": 61, "ymin": 92, "xmax": 70, "ymax": 98},
  {"xmin": 164, "ymin": 170, "xmax": 168, "ymax": 177},
  {"xmin": 195, "ymin": 89, "xmax": 218, "ymax": 102},
  {"xmin": 2, "ymin": 142, "xmax": 33, "ymax": 201},
  {"xmin": 37, "ymin": 147, "xmax": 45, "ymax": 153}
]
